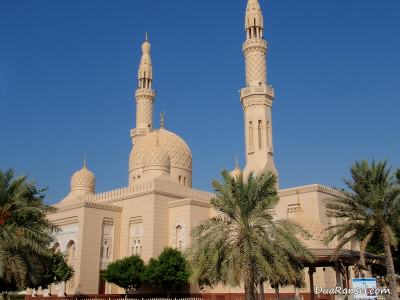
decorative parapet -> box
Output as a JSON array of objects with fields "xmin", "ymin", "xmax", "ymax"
[
  {"xmin": 54, "ymin": 177, "xmax": 214, "ymax": 209},
  {"xmin": 279, "ymin": 184, "xmax": 345, "ymax": 198},
  {"xmin": 86, "ymin": 187, "xmax": 130, "ymax": 201},
  {"xmin": 54, "ymin": 201, "xmax": 122, "ymax": 212},
  {"xmin": 153, "ymin": 178, "xmax": 214, "ymax": 202},
  {"xmin": 168, "ymin": 198, "xmax": 211, "ymax": 208},
  {"xmin": 51, "ymin": 217, "xmax": 79, "ymax": 227}
]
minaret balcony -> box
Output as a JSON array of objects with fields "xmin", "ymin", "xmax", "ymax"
[
  {"xmin": 130, "ymin": 128, "xmax": 153, "ymax": 139},
  {"xmin": 243, "ymin": 38, "xmax": 267, "ymax": 51},
  {"xmin": 240, "ymin": 85, "xmax": 274, "ymax": 107},
  {"xmin": 240, "ymin": 85, "xmax": 274, "ymax": 98},
  {"xmin": 135, "ymin": 89, "xmax": 156, "ymax": 98}
]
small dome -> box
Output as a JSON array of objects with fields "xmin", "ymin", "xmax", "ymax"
[
  {"xmin": 230, "ymin": 158, "xmax": 242, "ymax": 179},
  {"xmin": 230, "ymin": 168, "xmax": 241, "ymax": 179},
  {"xmin": 143, "ymin": 143, "xmax": 171, "ymax": 173},
  {"xmin": 71, "ymin": 163, "xmax": 95, "ymax": 193}
]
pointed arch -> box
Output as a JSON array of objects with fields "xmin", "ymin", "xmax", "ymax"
[
  {"xmin": 258, "ymin": 120, "xmax": 263, "ymax": 150},
  {"xmin": 249, "ymin": 121, "xmax": 254, "ymax": 152}
]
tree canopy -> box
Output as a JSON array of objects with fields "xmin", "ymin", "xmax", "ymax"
[
  {"xmin": 325, "ymin": 160, "xmax": 400, "ymax": 300},
  {"xmin": 143, "ymin": 247, "xmax": 190, "ymax": 298},
  {"xmin": 102, "ymin": 255, "xmax": 145, "ymax": 294},
  {"xmin": 187, "ymin": 170, "xmax": 313, "ymax": 300},
  {"xmin": 0, "ymin": 169, "xmax": 62, "ymax": 292}
]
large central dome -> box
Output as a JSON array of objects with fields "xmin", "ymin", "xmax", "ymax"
[{"xmin": 129, "ymin": 128, "xmax": 192, "ymax": 187}]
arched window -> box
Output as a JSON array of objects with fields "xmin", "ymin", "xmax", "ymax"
[
  {"xmin": 130, "ymin": 222, "xmax": 143, "ymax": 257},
  {"xmin": 102, "ymin": 240, "xmax": 111, "ymax": 258},
  {"xmin": 183, "ymin": 177, "xmax": 186, "ymax": 186},
  {"xmin": 249, "ymin": 121, "xmax": 254, "ymax": 152},
  {"xmin": 179, "ymin": 175, "xmax": 182, "ymax": 183},
  {"xmin": 52, "ymin": 242, "xmax": 61, "ymax": 253},
  {"xmin": 267, "ymin": 121, "xmax": 271, "ymax": 148},
  {"xmin": 66, "ymin": 240, "xmax": 76, "ymax": 264},
  {"xmin": 175, "ymin": 225, "xmax": 183, "ymax": 251},
  {"xmin": 258, "ymin": 120, "xmax": 263, "ymax": 150}
]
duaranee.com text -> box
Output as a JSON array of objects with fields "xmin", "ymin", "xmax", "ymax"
[{"xmin": 315, "ymin": 287, "xmax": 391, "ymax": 295}]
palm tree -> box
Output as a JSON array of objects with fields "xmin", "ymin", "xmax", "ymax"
[
  {"xmin": 187, "ymin": 170, "xmax": 313, "ymax": 300},
  {"xmin": 325, "ymin": 160, "xmax": 400, "ymax": 300},
  {"xmin": 267, "ymin": 252, "xmax": 306, "ymax": 300},
  {"xmin": 0, "ymin": 169, "xmax": 55, "ymax": 291}
]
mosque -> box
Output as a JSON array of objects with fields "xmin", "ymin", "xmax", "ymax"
[{"xmin": 46, "ymin": 0, "xmax": 365, "ymax": 298}]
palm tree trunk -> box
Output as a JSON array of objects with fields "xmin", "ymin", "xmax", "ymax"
[
  {"xmin": 382, "ymin": 229, "xmax": 398, "ymax": 300},
  {"xmin": 244, "ymin": 278, "xmax": 256, "ymax": 300},
  {"xmin": 358, "ymin": 233, "xmax": 373, "ymax": 277},
  {"xmin": 259, "ymin": 281, "xmax": 265, "ymax": 300},
  {"xmin": 274, "ymin": 286, "xmax": 280, "ymax": 300}
]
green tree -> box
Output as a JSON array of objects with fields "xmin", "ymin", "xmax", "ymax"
[
  {"xmin": 50, "ymin": 252, "xmax": 74, "ymax": 284},
  {"xmin": 325, "ymin": 160, "xmax": 400, "ymax": 300},
  {"xmin": 143, "ymin": 247, "xmax": 190, "ymax": 298},
  {"xmin": 187, "ymin": 170, "xmax": 313, "ymax": 300},
  {"xmin": 20, "ymin": 251, "xmax": 74, "ymax": 291},
  {"xmin": 102, "ymin": 255, "xmax": 145, "ymax": 296},
  {"xmin": 0, "ymin": 169, "xmax": 56, "ymax": 291}
]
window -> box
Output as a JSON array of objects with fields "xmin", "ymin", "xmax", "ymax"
[
  {"xmin": 249, "ymin": 121, "xmax": 254, "ymax": 152},
  {"xmin": 52, "ymin": 242, "xmax": 61, "ymax": 253},
  {"xmin": 130, "ymin": 221, "xmax": 143, "ymax": 257},
  {"xmin": 102, "ymin": 240, "xmax": 111, "ymax": 258},
  {"xmin": 267, "ymin": 121, "xmax": 272, "ymax": 148},
  {"xmin": 258, "ymin": 120, "xmax": 263, "ymax": 150},
  {"xmin": 131, "ymin": 239, "xmax": 142, "ymax": 256},
  {"xmin": 66, "ymin": 240, "xmax": 76, "ymax": 265},
  {"xmin": 175, "ymin": 225, "xmax": 183, "ymax": 250}
]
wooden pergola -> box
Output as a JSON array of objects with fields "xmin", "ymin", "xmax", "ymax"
[{"xmin": 303, "ymin": 248, "xmax": 384, "ymax": 300}]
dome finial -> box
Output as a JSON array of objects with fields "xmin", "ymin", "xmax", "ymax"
[
  {"xmin": 230, "ymin": 155, "xmax": 242, "ymax": 178},
  {"xmin": 145, "ymin": 31, "xmax": 149, "ymax": 42},
  {"xmin": 235, "ymin": 155, "xmax": 240, "ymax": 169},
  {"xmin": 156, "ymin": 130, "xmax": 160, "ymax": 146},
  {"xmin": 83, "ymin": 153, "xmax": 88, "ymax": 168},
  {"xmin": 160, "ymin": 111, "xmax": 165, "ymax": 128}
]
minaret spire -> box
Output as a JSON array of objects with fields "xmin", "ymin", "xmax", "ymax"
[
  {"xmin": 240, "ymin": 0, "xmax": 278, "ymax": 182},
  {"xmin": 160, "ymin": 112, "xmax": 165, "ymax": 128},
  {"xmin": 131, "ymin": 33, "xmax": 156, "ymax": 143},
  {"xmin": 138, "ymin": 34, "xmax": 153, "ymax": 90},
  {"xmin": 245, "ymin": 0, "xmax": 264, "ymax": 40}
]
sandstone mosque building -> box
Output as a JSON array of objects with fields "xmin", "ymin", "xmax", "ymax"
[{"xmin": 47, "ymin": 0, "xmax": 365, "ymax": 297}]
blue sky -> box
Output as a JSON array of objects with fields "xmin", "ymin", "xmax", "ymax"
[{"xmin": 1, "ymin": 0, "xmax": 399, "ymax": 204}]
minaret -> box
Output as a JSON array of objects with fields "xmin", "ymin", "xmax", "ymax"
[
  {"xmin": 131, "ymin": 33, "xmax": 156, "ymax": 144},
  {"xmin": 240, "ymin": 0, "xmax": 278, "ymax": 180}
]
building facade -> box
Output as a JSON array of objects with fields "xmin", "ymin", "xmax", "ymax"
[{"xmin": 46, "ymin": 0, "xmax": 352, "ymax": 297}]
